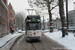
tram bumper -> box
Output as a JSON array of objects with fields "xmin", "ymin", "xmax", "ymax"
[{"xmin": 26, "ymin": 36, "xmax": 41, "ymax": 41}]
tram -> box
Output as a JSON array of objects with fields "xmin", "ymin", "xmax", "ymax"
[{"xmin": 25, "ymin": 15, "xmax": 42, "ymax": 41}]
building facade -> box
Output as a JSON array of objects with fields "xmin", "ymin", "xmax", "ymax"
[
  {"xmin": 41, "ymin": 19, "xmax": 50, "ymax": 30},
  {"xmin": 8, "ymin": 3, "xmax": 15, "ymax": 32},
  {"xmin": 68, "ymin": 10, "xmax": 75, "ymax": 29},
  {"xmin": 53, "ymin": 18, "xmax": 62, "ymax": 29},
  {"xmin": 0, "ymin": 0, "xmax": 8, "ymax": 38},
  {"xmin": 41, "ymin": 18, "xmax": 61, "ymax": 30}
]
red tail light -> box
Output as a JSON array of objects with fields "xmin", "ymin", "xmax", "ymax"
[
  {"xmin": 36, "ymin": 31, "xmax": 39, "ymax": 33},
  {"xmin": 30, "ymin": 31, "xmax": 33, "ymax": 33}
]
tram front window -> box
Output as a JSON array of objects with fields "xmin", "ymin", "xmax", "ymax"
[{"xmin": 26, "ymin": 23, "xmax": 40, "ymax": 30}]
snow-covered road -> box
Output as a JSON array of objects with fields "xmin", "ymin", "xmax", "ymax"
[{"xmin": 44, "ymin": 31, "xmax": 75, "ymax": 50}]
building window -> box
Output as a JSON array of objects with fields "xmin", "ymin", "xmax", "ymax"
[
  {"xmin": 0, "ymin": 9, "xmax": 1, "ymax": 19},
  {"xmin": 14, "ymin": 19, "xmax": 15, "ymax": 24},
  {"xmin": 9, "ymin": 19, "xmax": 13, "ymax": 26},
  {"xmin": 0, "ymin": 16, "xmax": 1, "ymax": 19},
  {"xmin": 9, "ymin": 20, "xmax": 12, "ymax": 23},
  {"xmin": 9, "ymin": 7, "xmax": 11, "ymax": 11},
  {"xmin": 9, "ymin": 13, "xmax": 12, "ymax": 17},
  {"xmin": 0, "ymin": 9, "xmax": 1, "ymax": 16}
]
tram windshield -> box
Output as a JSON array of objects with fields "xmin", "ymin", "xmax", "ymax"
[{"xmin": 26, "ymin": 22, "xmax": 41, "ymax": 30}]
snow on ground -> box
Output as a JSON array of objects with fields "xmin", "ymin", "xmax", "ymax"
[
  {"xmin": 44, "ymin": 31, "xmax": 75, "ymax": 50},
  {"xmin": 22, "ymin": 31, "xmax": 25, "ymax": 33},
  {"xmin": 42, "ymin": 30, "xmax": 49, "ymax": 31},
  {"xmin": 0, "ymin": 33, "xmax": 23, "ymax": 48},
  {"xmin": 42, "ymin": 29, "xmax": 58, "ymax": 32}
]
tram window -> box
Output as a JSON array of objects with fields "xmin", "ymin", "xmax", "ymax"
[
  {"xmin": 29, "ymin": 23, "xmax": 40, "ymax": 30},
  {"xmin": 26, "ymin": 22, "xmax": 40, "ymax": 30},
  {"xmin": 26, "ymin": 23, "xmax": 30, "ymax": 30}
]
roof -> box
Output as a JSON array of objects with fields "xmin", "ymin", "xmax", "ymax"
[{"xmin": 26, "ymin": 15, "xmax": 40, "ymax": 20}]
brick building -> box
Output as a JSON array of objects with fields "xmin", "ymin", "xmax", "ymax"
[
  {"xmin": 8, "ymin": 3, "xmax": 15, "ymax": 32},
  {"xmin": 0, "ymin": 0, "xmax": 8, "ymax": 38}
]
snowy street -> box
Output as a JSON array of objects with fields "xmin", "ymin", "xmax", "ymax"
[
  {"xmin": 10, "ymin": 31, "xmax": 68, "ymax": 50},
  {"xmin": 44, "ymin": 31, "xmax": 75, "ymax": 50},
  {"xmin": 0, "ymin": 0, "xmax": 75, "ymax": 50},
  {"xmin": 0, "ymin": 30, "xmax": 75, "ymax": 50}
]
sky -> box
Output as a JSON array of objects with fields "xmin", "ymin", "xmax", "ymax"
[
  {"xmin": 8, "ymin": 0, "xmax": 30, "ymax": 15},
  {"xmin": 52, "ymin": 0, "xmax": 75, "ymax": 19},
  {"xmin": 8, "ymin": 0, "xmax": 75, "ymax": 20}
]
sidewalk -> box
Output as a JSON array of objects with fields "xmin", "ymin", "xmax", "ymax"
[
  {"xmin": 0, "ymin": 32, "xmax": 23, "ymax": 50},
  {"xmin": 44, "ymin": 31, "xmax": 75, "ymax": 50}
]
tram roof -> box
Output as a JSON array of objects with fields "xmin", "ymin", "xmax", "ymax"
[{"xmin": 26, "ymin": 15, "xmax": 40, "ymax": 20}]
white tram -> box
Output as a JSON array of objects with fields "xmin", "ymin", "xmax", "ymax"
[{"xmin": 25, "ymin": 15, "xmax": 42, "ymax": 41}]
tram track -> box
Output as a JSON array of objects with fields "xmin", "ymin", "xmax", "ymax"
[
  {"xmin": 31, "ymin": 41, "xmax": 49, "ymax": 50},
  {"xmin": 31, "ymin": 42, "xmax": 36, "ymax": 50}
]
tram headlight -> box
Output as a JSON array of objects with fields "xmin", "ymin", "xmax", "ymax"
[
  {"xmin": 36, "ymin": 31, "xmax": 39, "ymax": 33},
  {"xmin": 30, "ymin": 31, "xmax": 33, "ymax": 33},
  {"xmin": 37, "ymin": 34, "xmax": 39, "ymax": 36}
]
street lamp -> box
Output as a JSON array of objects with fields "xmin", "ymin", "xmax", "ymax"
[{"xmin": 66, "ymin": 0, "xmax": 68, "ymax": 29}]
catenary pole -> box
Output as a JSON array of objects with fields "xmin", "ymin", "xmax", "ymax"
[{"xmin": 66, "ymin": 0, "xmax": 69, "ymax": 29}]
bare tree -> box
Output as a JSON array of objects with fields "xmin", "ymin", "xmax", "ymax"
[
  {"xmin": 15, "ymin": 12, "xmax": 25, "ymax": 31},
  {"xmin": 58, "ymin": 0, "xmax": 68, "ymax": 37},
  {"xmin": 28, "ymin": 0, "xmax": 58, "ymax": 32}
]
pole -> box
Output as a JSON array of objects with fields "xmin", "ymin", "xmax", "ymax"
[
  {"xmin": 26, "ymin": 9, "xmax": 34, "ymax": 15},
  {"xmin": 27, "ymin": 9, "xmax": 30, "ymax": 15},
  {"xmin": 43, "ymin": 16, "xmax": 45, "ymax": 30},
  {"xmin": 66, "ymin": 0, "xmax": 68, "ymax": 29}
]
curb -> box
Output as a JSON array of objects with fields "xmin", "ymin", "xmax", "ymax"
[{"xmin": 0, "ymin": 34, "xmax": 23, "ymax": 50}]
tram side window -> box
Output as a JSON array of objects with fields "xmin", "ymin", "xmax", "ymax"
[{"xmin": 26, "ymin": 23, "xmax": 30, "ymax": 30}]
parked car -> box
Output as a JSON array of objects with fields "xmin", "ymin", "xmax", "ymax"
[{"xmin": 18, "ymin": 30, "xmax": 22, "ymax": 33}]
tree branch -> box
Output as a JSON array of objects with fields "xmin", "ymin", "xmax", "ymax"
[{"xmin": 50, "ymin": 4, "xmax": 58, "ymax": 11}]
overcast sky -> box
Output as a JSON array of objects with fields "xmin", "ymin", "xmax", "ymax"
[
  {"xmin": 8, "ymin": 0, "xmax": 30, "ymax": 15},
  {"xmin": 8, "ymin": 0, "xmax": 75, "ymax": 19}
]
